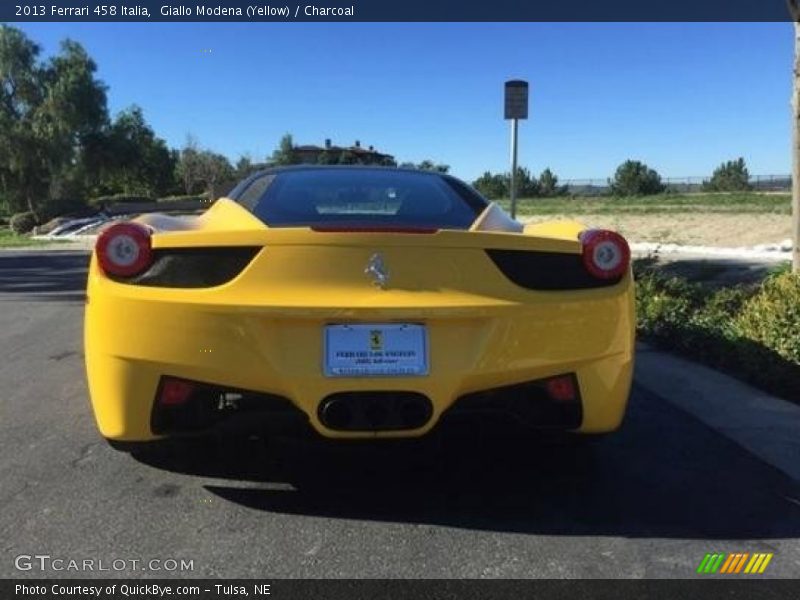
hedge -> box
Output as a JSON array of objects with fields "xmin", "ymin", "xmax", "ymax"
[
  {"xmin": 634, "ymin": 262, "xmax": 800, "ymax": 401},
  {"xmin": 9, "ymin": 212, "xmax": 38, "ymax": 234}
]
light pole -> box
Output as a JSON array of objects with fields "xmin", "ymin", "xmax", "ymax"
[{"xmin": 504, "ymin": 80, "xmax": 529, "ymax": 219}]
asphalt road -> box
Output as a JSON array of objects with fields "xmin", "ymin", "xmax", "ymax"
[{"xmin": 1, "ymin": 250, "xmax": 799, "ymax": 579}]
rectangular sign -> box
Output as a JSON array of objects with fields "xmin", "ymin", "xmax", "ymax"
[
  {"xmin": 324, "ymin": 323, "xmax": 428, "ymax": 377},
  {"xmin": 504, "ymin": 80, "xmax": 529, "ymax": 120}
]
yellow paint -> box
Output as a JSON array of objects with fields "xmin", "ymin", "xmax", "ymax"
[{"xmin": 84, "ymin": 198, "xmax": 634, "ymax": 441}]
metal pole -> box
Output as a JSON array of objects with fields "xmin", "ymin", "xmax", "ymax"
[{"xmin": 510, "ymin": 118, "xmax": 519, "ymax": 219}]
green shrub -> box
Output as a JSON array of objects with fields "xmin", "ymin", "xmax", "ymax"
[
  {"xmin": 703, "ymin": 158, "xmax": 752, "ymax": 192},
  {"xmin": 609, "ymin": 160, "xmax": 665, "ymax": 196},
  {"xmin": 88, "ymin": 194, "xmax": 153, "ymax": 208},
  {"xmin": 9, "ymin": 212, "xmax": 38, "ymax": 234},
  {"xmin": 734, "ymin": 272, "xmax": 800, "ymax": 363},
  {"xmin": 635, "ymin": 268, "xmax": 800, "ymax": 401}
]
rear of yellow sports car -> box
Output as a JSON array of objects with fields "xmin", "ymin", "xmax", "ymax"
[{"xmin": 85, "ymin": 167, "xmax": 634, "ymax": 446}]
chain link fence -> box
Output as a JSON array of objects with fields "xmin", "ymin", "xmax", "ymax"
[{"xmin": 562, "ymin": 175, "xmax": 791, "ymax": 196}]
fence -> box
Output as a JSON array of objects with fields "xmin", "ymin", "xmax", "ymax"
[{"xmin": 561, "ymin": 174, "xmax": 791, "ymax": 197}]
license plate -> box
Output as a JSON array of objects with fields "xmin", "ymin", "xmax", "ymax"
[{"xmin": 323, "ymin": 323, "xmax": 428, "ymax": 377}]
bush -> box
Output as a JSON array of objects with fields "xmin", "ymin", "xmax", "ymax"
[
  {"xmin": 472, "ymin": 171, "xmax": 508, "ymax": 199},
  {"xmin": 9, "ymin": 212, "xmax": 38, "ymax": 234},
  {"xmin": 88, "ymin": 194, "xmax": 153, "ymax": 209},
  {"xmin": 538, "ymin": 168, "xmax": 568, "ymax": 197},
  {"xmin": 609, "ymin": 160, "xmax": 665, "ymax": 196},
  {"xmin": 635, "ymin": 268, "xmax": 800, "ymax": 401},
  {"xmin": 703, "ymin": 157, "xmax": 751, "ymax": 192},
  {"xmin": 734, "ymin": 271, "xmax": 800, "ymax": 363}
]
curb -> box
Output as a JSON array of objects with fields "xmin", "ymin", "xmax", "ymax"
[{"xmin": 635, "ymin": 342, "xmax": 800, "ymax": 482}]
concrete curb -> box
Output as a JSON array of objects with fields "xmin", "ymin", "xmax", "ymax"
[{"xmin": 635, "ymin": 342, "xmax": 800, "ymax": 482}]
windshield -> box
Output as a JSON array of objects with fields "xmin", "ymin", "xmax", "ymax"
[{"xmin": 231, "ymin": 168, "xmax": 488, "ymax": 230}]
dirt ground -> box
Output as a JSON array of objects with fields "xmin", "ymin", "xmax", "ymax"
[{"xmin": 523, "ymin": 213, "xmax": 792, "ymax": 246}]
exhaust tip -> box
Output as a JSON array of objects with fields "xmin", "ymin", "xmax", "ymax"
[
  {"xmin": 319, "ymin": 397, "xmax": 354, "ymax": 430},
  {"xmin": 318, "ymin": 392, "xmax": 433, "ymax": 432}
]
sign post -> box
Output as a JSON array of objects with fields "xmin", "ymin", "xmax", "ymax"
[{"xmin": 504, "ymin": 80, "xmax": 529, "ymax": 219}]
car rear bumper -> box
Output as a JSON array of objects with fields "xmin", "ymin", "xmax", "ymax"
[{"xmin": 85, "ymin": 260, "xmax": 634, "ymax": 442}]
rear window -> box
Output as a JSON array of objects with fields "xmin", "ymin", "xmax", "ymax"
[{"xmin": 231, "ymin": 168, "xmax": 487, "ymax": 230}]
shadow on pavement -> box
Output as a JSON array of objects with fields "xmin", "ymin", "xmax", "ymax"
[
  {"xmin": 0, "ymin": 251, "xmax": 89, "ymax": 299},
  {"xmin": 132, "ymin": 385, "xmax": 800, "ymax": 540}
]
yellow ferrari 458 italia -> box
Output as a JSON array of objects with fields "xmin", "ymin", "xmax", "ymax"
[{"xmin": 85, "ymin": 166, "xmax": 634, "ymax": 450}]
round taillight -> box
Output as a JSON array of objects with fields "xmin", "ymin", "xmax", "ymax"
[
  {"xmin": 96, "ymin": 222, "xmax": 153, "ymax": 277},
  {"xmin": 580, "ymin": 229, "xmax": 630, "ymax": 280}
]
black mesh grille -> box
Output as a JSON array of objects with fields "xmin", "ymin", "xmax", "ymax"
[
  {"xmin": 486, "ymin": 249, "xmax": 622, "ymax": 290},
  {"xmin": 111, "ymin": 247, "xmax": 260, "ymax": 288}
]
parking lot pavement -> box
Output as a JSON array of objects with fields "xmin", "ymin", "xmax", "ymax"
[{"xmin": 1, "ymin": 250, "xmax": 799, "ymax": 578}]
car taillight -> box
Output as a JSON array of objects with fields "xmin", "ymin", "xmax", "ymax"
[
  {"xmin": 579, "ymin": 229, "xmax": 630, "ymax": 280},
  {"xmin": 158, "ymin": 378, "xmax": 195, "ymax": 406},
  {"xmin": 96, "ymin": 222, "xmax": 153, "ymax": 277},
  {"xmin": 545, "ymin": 375, "xmax": 577, "ymax": 402}
]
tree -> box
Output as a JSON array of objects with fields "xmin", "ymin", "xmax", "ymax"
[
  {"xmin": 176, "ymin": 137, "xmax": 205, "ymax": 194},
  {"xmin": 235, "ymin": 155, "xmax": 254, "ymax": 179},
  {"xmin": 93, "ymin": 106, "xmax": 176, "ymax": 197},
  {"xmin": 508, "ymin": 166, "xmax": 539, "ymax": 197},
  {"xmin": 472, "ymin": 171, "xmax": 508, "ymax": 199},
  {"xmin": 789, "ymin": 0, "xmax": 800, "ymax": 272},
  {"xmin": 609, "ymin": 160, "xmax": 665, "ymax": 196},
  {"xmin": 0, "ymin": 26, "xmax": 109, "ymax": 216},
  {"xmin": 415, "ymin": 159, "xmax": 450, "ymax": 173},
  {"xmin": 538, "ymin": 168, "xmax": 568, "ymax": 197},
  {"xmin": 199, "ymin": 151, "xmax": 234, "ymax": 197},
  {"xmin": 174, "ymin": 138, "xmax": 233, "ymax": 196},
  {"xmin": 0, "ymin": 26, "xmax": 47, "ymax": 215},
  {"xmin": 270, "ymin": 133, "xmax": 296, "ymax": 166},
  {"xmin": 703, "ymin": 157, "xmax": 751, "ymax": 192}
]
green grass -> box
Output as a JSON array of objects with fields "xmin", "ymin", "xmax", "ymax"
[
  {"xmin": 496, "ymin": 192, "xmax": 791, "ymax": 216},
  {"xmin": 0, "ymin": 229, "xmax": 66, "ymax": 248}
]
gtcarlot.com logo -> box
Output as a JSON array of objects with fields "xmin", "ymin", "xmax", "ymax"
[
  {"xmin": 14, "ymin": 554, "xmax": 194, "ymax": 572},
  {"xmin": 697, "ymin": 552, "xmax": 774, "ymax": 575}
]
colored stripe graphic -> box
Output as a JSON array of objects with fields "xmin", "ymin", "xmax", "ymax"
[{"xmin": 701, "ymin": 553, "xmax": 775, "ymax": 575}]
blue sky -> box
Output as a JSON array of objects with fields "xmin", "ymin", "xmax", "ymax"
[{"xmin": 14, "ymin": 22, "xmax": 793, "ymax": 182}]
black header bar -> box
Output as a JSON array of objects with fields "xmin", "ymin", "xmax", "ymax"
[{"xmin": 0, "ymin": 1, "xmax": 794, "ymax": 22}]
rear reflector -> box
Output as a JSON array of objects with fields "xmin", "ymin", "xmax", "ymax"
[
  {"xmin": 545, "ymin": 375, "xmax": 577, "ymax": 402},
  {"xmin": 158, "ymin": 379, "xmax": 195, "ymax": 406}
]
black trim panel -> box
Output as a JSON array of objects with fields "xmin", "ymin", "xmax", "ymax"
[
  {"xmin": 486, "ymin": 249, "xmax": 622, "ymax": 290},
  {"xmin": 445, "ymin": 374, "xmax": 583, "ymax": 430},
  {"xmin": 111, "ymin": 247, "xmax": 260, "ymax": 288}
]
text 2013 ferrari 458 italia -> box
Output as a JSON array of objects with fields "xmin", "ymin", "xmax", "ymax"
[{"xmin": 84, "ymin": 166, "xmax": 634, "ymax": 449}]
